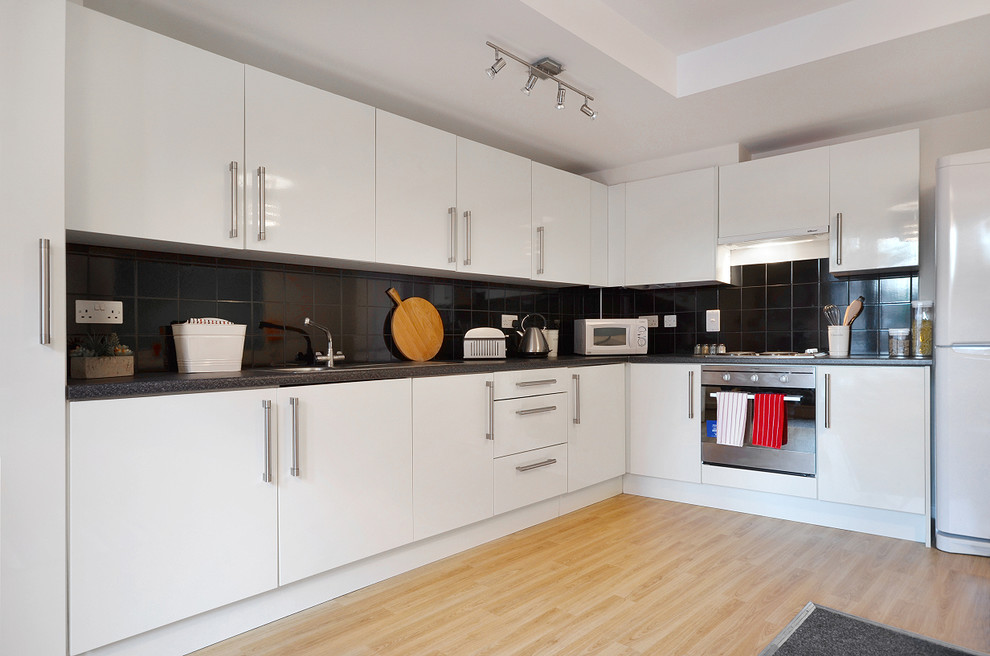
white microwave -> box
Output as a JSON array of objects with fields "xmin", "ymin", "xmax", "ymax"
[{"xmin": 574, "ymin": 318, "xmax": 649, "ymax": 355}]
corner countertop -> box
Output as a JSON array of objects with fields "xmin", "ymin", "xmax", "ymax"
[{"xmin": 66, "ymin": 353, "xmax": 932, "ymax": 401}]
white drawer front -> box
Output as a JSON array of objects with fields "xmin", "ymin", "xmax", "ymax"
[
  {"xmin": 494, "ymin": 368, "xmax": 569, "ymax": 399},
  {"xmin": 494, "ymin": 444, "xmax": 567, "ymax": 514},
  {"xmin": 493, "ymin": 393, "xmax": 567, "ymax": 458}
]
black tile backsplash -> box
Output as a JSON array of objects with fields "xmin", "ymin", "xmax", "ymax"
[
  {"xmin": 67, "ymin": 244, "xmax": 919, "ymax": 372},
  {"xmin": 67, "ymin": 245, "xmax": 596, "ymax": 372}
]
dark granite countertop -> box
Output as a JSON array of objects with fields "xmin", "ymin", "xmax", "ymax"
[{"xmin": 67, "ymin": 353, "xmax": 931, "ymax": 401}]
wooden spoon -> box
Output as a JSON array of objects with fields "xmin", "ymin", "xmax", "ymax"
[{"xmin": 843, "ymin": 296, "xmax": 865, "ymax": 326}]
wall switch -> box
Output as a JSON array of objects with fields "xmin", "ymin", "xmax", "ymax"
[
  {"xmin": 663, "ymin": 314, "xmax": 677, "ymax": 328},
  {"xmin": 501, "ymin": 314, "xmax": 518, "ymax": 329},
  {"xmin": 76, "ymin": 300, "xmax": 124, "ymax": 324},
  {"xmin": 639, "ymin": 314, "xmax": 659, "ymax": 328},
  {"xmin": 706, "ymin": 309, "xmax": 720, "ymax": 332}
]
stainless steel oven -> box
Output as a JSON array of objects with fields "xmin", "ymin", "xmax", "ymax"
[{"xmin": 700, "ymin": 365, "xmax": 816, "ymax": 477}]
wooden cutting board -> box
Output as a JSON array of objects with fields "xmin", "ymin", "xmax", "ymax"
[{"xmin": 386, "ymin": 288, "xmax": 443, "ymax": 361}]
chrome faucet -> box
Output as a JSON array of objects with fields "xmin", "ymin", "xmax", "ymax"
[{"xmin": 304, "ymin": 317, "xmax": 345, "ymax": 367}]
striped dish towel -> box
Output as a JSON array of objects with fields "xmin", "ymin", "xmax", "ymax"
[
  {"xmin": 752, "ymin": 393, "xmax": 787, "ymax": 449},
  {"xmin": 715, "ymin": 392, "xmax": 748, "ymax": 447}
]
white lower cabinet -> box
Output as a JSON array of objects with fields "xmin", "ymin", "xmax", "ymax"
[
  {"xmin": 493, "ymin": 393, "xmax": 568, "ymax": 457},
  {"xmin": 277, "ymin": 379, "xmax": 413, "ymax": 585},
  {"xmin": 817, "ymin": 366, "xmax": 928, "ymax": 514},
  {"xmin": 628, "ymin": 363, "xmax": 702, "ymax": 483},
  {"xmin": 568, "ymin": 364, "xmax": 626, "ymax": 492},
  {"xmin": 495, "ymin": 444, "xmax": 568, "ymax": 514},
  {"xmin": 68, "ymin": 389, "xmax": 279, "ymax": 655},
  {"xmin": 412, "ymin": 374, "xmax": 494, "ymax": 541}
]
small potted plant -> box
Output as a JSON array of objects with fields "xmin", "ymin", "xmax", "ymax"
[{"xmin": 69, "ymin": 332, "xmax": 134, "ymax": 379}]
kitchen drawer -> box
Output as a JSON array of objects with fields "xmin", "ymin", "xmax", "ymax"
[
  {"xmin": 493, "ymin": 392, "xmax": 567, "ymax": 458},
  {"xmin": 494, "ymin": 368, "xmax": 569, "ymax": 399},
  {"xmin": 494, "ymin": 444, "xmax": 567, "ymax": 514}
]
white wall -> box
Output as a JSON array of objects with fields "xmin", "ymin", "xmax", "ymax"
[{"xmin": 0, "ymin": 1, "xmax": 68, "ymax": 653}]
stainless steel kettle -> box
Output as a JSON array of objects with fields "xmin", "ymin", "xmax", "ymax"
[{"xmin": 515, "ymin": 314, "xmax": 550, "ymax": 358}]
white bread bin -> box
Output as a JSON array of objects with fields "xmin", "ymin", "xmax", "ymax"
[{"xmin": 172, "ymin": 318, "xmax": 246, "ymax": 373}]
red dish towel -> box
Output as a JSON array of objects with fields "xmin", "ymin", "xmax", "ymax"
[{"xmin": 752, "ymin": 393, "xmax": 788, "ymax": 449}]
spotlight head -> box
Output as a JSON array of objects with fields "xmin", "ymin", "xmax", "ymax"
[
  {"xmin": 580, "ymin": 100, "xmax": 597, "ymax": 120},
  {"xmin": 521, "ymin": 72, "xmax": 538, "ymax": 96},
  {"xmin": 556, "ymin": 85, "xmax": 566, "ymax": 110},
  {"xmin": 486, "ymin": 55, "xmax": 506, "ymax": 79}
]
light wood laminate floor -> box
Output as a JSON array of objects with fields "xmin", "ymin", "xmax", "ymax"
[{"xmin": 194, "ymin": 494, "xmax": 990, "ymax": 655}]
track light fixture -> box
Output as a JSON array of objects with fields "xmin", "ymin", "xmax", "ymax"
[
  {"xmin": 486, "ymin": 51, "xmax": 506, "ymax": 79},
  {"xmin": 485, "ymin": 41, "xmax": 597, "ymax": 119}
]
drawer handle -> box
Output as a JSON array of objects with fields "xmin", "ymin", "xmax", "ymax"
[
  {"xmin": 516, "ymin": 458, "xmax": 557, "ymax": 472},
  {"xmin": 516, "ymin": 379, "xmax": 557, "ymax": 387},
  {"xmin": 516, "ymin": 405, "xmax": 557, "ymax": 416}
]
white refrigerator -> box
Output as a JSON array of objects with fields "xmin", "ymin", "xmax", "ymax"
[{"xmin": 934, "ymin": 148, "xmax": 990, "ymax": 557}]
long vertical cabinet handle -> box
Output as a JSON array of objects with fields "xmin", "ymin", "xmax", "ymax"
[
  {"xmin": 485, "ymin": 380, "xmax": 494, "ymax": 440},
  {"xmin": 229, "ymin": 161, "xmax": 239, "ymax": 238},
  {"xmin": 289, "ymin": 397, "xmax": 300, "ymax": 476},
  {"xmin": 688, "ymin": 370, "xmax": 695, "ymax": 419},
  {"xmin": 835, "ymin": 213, "xmax": 842, "ymax": 265},
  {"xmin": 257, "ymin": 166, "xmax": 267, "ymax": 241},
  {"xmin": 537, "ymin": 226, "xmax": 546, "ymax": 275},
  {"xmin": 39, "ymin": 238, "xmax": 51, "ymax": 345},
  {"xmin": 261, "ymin": 400, "xmax": 273, "ymax": 482},
  {"xmin": 448, "ymin": 207, "xmax": 457, "ymax": 263},
  {"xmin": 463, "ymin": 211, "xmax": 472, "ymax": 266},
  {"xmin": 824, "ymin": 373, "xmax": 831, "ymax": 429},
  {"xmin": 572, "ymin": 373, "xmax": 581, "ymax": 424}
]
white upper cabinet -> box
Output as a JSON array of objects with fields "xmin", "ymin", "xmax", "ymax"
[
  {"xmin": 457, "ymin": 137, "xmax": 533, "ymax": 279},
  {"xmin": 718, "ymin": 147, "xmax": 831, "ymax": 243},
  {"xmin": 531, "ymin": 162, "xmax": 592, "ymax": 284},
  {"xmin": 245, "ymin": 67, "xmax": 376, "ymax": 261},
  {"xmin": 375, "ymin": 110, "xmax": 458, "ymax": 271},
  {"xmin": 624, "ymin": 167, "xmax": 729, "ymax": 286},
  {"xmin": 66, "ymin": 5, "xmax": 244, "ymax": 249},
  {"xmin": 829, "ymin": 129, "xmax": 920, "ymax": 274},
  {"xmin": 817, "ymin": 366, "xmax": 928, "ymax": 514}
]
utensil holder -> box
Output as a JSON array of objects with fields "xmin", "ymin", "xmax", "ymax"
[{"xmin": 827, "ymin": 325, "xmax": 850, "ymax": 358}]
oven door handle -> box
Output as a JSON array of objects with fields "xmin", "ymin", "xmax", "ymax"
[{"xmin": 708, "ymin": 393, "xmax": 803, "ymax": 402}]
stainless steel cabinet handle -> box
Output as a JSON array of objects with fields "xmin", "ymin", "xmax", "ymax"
[
  {"xmin": 516, "ymin": 405, "xmax": 557, "ymax": 416},
  {"xmin": 516, "ymin": 458, "xmax": 557, "ymax": 472},
  {"xmin": 229, "ymin": 161, "xmax": 239, "ymax": 238},
  {"xmin": 486, "ymin": 380, "xmax": 494, "ymax": 440},
  {"xmin": 537, "ymin": 226, "xmax": 545, "ymax": 275},
  {"xmin": 289, "ymin": 397, "xmax": 300, "ymax": 477},
  {"xmin": 572, "ymin": 374, "xmax": 581, "ymax": 424},
  {"xmin": 835, "ymin": 213, "xmax": 842, "ymax": 265},
  {"xmin": 448, "ymin": 206, "xmax": 457, "ymax": 263},
  {"xmin": 39, "ymin": 238, "xmax": 50, "ymax": 345},
  {"xmin": 463, "ymin": 210, "xmax": 472, "ymax": 265},
  {"xmin": 688, "ymin": 370, "xmax": 694, "ymax": 419},
  {"xmin": 261, "ymin": 399, "xmax": 273, "ymax": 483},
  {"xmin": 516, "ymin": 379, "xmax": 557, "ymax": 387},
  {"xmin": 257, "ymin": 166, "xmax": 267, "ymax": 241},
  {"xmin": 824, "ymin": 373, "xmax": 831, "ymax": 429}
]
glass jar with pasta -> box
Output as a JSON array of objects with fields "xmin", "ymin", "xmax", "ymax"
[{"xmin": 911, "ymin": 300, "xmax": 934, "ymax": 358}]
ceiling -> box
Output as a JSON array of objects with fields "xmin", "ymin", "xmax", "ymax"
[{"xmin": 80, "ymin": 0, "xmax": 990, "ymax": 177}]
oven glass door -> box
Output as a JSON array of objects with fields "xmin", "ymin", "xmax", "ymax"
[{"xmin": 700, "ymin": 382, "xmax": 816, "ymax": 476}]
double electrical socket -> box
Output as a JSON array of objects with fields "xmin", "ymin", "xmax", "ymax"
[{"xmin": 76, "ymin": 300, "xmax": 123, "ymax": 324}]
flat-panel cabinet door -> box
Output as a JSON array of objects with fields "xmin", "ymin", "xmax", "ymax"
[
  {"xmin": 376, "ymin": 110, "xmax": 458, "ymax": 270},
  {"xmin": 245, "ymin": 66, "xmax": 376, "ymax": 261},
  {"xmin": 456, "ymin": 137, "xmax": 532, "ymax": 278},
  {"xmin": 412, "ymin": 374, "xmax": 494, "ymax": 540},
  {"xmin": 532, "ymin": 162, "xmax": 591, "ymax": 284},
  {"xmin": 68, "ymin": 389, "xmax": 278, "ymax": 655},
  {"xmin": 568, "ymin": 364, "xmax": 626, "ymax": 491},
  {"xmin": 628, "ymin": 363, "xmax": 701, "ymax": 483},
  {"xmin": 277, "ymin": 380, "xmax": 413, "ymax": 585},
  {"xmin": 718, "ymin": 147, "xmax": 830, "ymax": 242},
  {"xmin": 829, "ymin": 129, "xmax": 919, "ymax": 274},
  {"xmin": 625, "ymin": 168, "xmax": 728, "ymax": 286},
  {"xmin": 66, "ymin": 5, "xmax": 244, "ymax": 249},
  {"xmin": 817, "ymin": 366, "xmax": 927, "ymax": 513}
]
